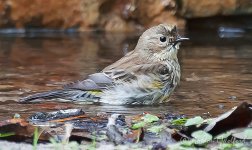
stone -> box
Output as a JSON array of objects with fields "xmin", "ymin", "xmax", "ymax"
[
  {"xmin": 0, "ymin": 0, "xmax": 103, "ymax": 30},
  {"xmin": 101, "ymin": 14, "xmax": 136, "ymax": 32},
  {"xmin": 99, "ymin": 0, "xmax": 140, "ymax": 32},
  {"xmin": 178, "ymin": 0, "xmax": 252, "ymax": 18},
  {"xmin": 150, "ymin": 11, "xmax": 185, "ymax": 29},
  {"xmin": 1, "ymin": 0, "xmax": 252, "ymax": 31},
  {"xmin": 0, "ymin": 0, "xmax": 185, "ymax": 31},
  {"xmin": 132, "ymin": 0, "xmax": 183, "ymax": 27}
]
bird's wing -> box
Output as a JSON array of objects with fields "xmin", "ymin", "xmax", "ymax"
[
  {"xmin": 63, "ymin": 72, "xmax": 114, "ymax": 90},
  {"xmin": 63, "ymin": 62, "xmax": 169, "ymax": 91},
  {"xmin": 63, "ymin": 69, "xmax": 138, "ymax": 91},
  {"xmin": 63, "ymin": 51, "xmax": 138, "ymax": 91},
  {"xmin": 63, "ymin": 49, "xmax": 171, "ymax": 91}
]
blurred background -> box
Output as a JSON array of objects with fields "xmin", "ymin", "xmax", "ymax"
[
  {"xmin": 0, "ymin": 0, "xmax": 252, "ymax": 32},
  {"xmin": 0, "ymin": 0, "xmax": 252, "ymax": 118}
]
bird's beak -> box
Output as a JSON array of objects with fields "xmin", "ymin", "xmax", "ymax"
[
  {"xmin": 176, "ymin": 37, "xmax": 189, "ymax": 42},
  {"xmin": 172, "ymin": 37, "xmax": 189, "ymax": 46}
]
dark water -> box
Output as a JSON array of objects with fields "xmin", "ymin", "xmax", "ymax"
[{"xmin": 0, "ymin": 28, "xmax": 252, "ymax": 120}]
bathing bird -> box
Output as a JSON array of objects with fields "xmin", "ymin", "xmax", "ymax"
[{"xmin": 19, "ymin": 24, "xmax": 188, "ymax": 105}]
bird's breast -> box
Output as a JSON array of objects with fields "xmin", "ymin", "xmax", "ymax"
[{"xmin": 162, "ymin": 60, "xmax": 181, "ymax": 92}]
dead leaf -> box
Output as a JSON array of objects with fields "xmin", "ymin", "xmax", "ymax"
[{"xmin": 204, "ymin": 102, "xmax": 252, "ymax": 136}]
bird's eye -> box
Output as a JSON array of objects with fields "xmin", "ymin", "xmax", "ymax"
[{"xmin": 160, "ymin": 36, "xmax": 166, "ymax": 42}]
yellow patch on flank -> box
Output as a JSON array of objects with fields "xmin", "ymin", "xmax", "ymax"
[
  {"xmin": 88, "ymin": 90, "xmax": 102, "ymax": 95},
  {"xmin": 151, "ymin": 81, "xmax": 163, "ymax": 89}
]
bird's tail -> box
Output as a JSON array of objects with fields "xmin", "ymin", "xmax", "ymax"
[{"xmin": 19, "ymin": 89, "xmax": 98, "ymax": 103}]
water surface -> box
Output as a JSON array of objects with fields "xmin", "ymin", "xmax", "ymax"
[{"xmin": 0, "ymin": 29, "xmax": 251, "ymax": 120}]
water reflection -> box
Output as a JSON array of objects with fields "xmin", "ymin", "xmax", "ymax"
[{"xmin": 0, "ymin": 29, "xmax": 251, "ymax": 119}]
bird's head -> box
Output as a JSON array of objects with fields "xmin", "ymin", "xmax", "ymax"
[{"xmin": 135, "ymin": 24, "xmax": 188, "ymax": 61}]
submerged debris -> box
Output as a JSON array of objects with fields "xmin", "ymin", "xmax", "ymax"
[
  {"xmin": 0, "ymin": 102, "xmax": 251, "ymax": 149},
  {"xmin": 29, "ymin": 109, "xmax": 86, "ymax": 123}
]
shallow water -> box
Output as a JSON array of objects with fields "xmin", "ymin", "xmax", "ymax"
[{"xmin": 0, "ymin": 28, "xmax": 251, "ymax": 120}]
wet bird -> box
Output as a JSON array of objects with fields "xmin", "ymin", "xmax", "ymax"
[{"xmin": 19, "ymin": 24, "xmax": 189, "ymax": 105}]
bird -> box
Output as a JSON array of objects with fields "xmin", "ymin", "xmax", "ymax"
[{"xmin": 19, "ymin": 24, "xmax": 189, "ymax": 105}]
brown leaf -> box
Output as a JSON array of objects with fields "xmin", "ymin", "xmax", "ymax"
[{"xmin": 204, "ymin": 102, "xmax": 252, "ymax": 136}]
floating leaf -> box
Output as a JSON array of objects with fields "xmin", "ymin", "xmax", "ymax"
[
  {"xmin": 215, "ymin": 142, "xmax": 249, "ymax": 150},
  {"xmin": 179, "ymin": 140, "xmax": 195, "ymax": 147},
  {"xmin": 217, "ymin": 143, "xmax": 233, "ymax": 150},
  {"xmin": 191, "ymin": 130, "xmax": 212, "ymax": 145},
  {"xmin": 131, "ymin": 121, "xmax": 145, "ymax": 129},
  {"xmin": 147, "ymin": 125, "xmax": 164, "ymax": 134},
  {"xmin": 232, "ymin": 128, "xmax": 252, "ymax": 140},
  {"xmin": 168, "ymin": 141, "xmax": 195, "ymax": 150},
  {"xmin": 184, "ymin": 116, "xmax": 204, "ymax": 127},
  {"xmin": 204, "ymin": 118, "xmax": 213, "ymax": 124},
  {"xmin": 233, "ymin": 143, "xmax": 246, "ymax": 149},
  {"xmin": 215, "ymin": 131, "xmax": 231, "ymax": 140},
  {"xmin": 142, "ymin": 114, "xmax": 159, "ymax": 123},
  {"xmin": 171, "ymin": 118, "xmax": 188, "ymax": 126}
]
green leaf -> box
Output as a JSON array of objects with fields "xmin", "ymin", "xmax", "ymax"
[
  {"xmin": 233, "ymin": 143, "xmax": 246, "ymax": 149},
  {"xmin": 184, "ymin": 116, "xmax": 204, "ymax": 127},
  {"xmin": 171, "ymin": 118, "xmax": 188, "ymax": 126},
  {"xmin": 217, "ymin": 143, "xmax": 233, "ymax": 150},
  {"xmin": 204, "ymin": 118, "xmax": 213, "ymax": 124},
  {"xmin": 33, "ymin": 127, "xmax": 39, "ymax": 150},
  {"xmin": 180, "ymin": 140, "xmax": 195, "ymax": 147},
  {"xmin": 191, "ymin": 130, "xmax": 212, "ymax": 145},
  {"xmin": 168, "ymin": 142, "xmax": 196, "ymax": 150},
  {"xmin": 131, "ymin": 114, "xmax": 159, "ymax": 129},
  {"xmin": 232, "ymin": 128, "xmax": 252, "ymax": 140},
  {"xmin": 0, "ymin": 132, "xmax": 15, "ymax": 138},
  {"xmin": 142, "ymin": 114, "xmax": 159, "ymax": 123},
  {"xmin": 49, "ymin": 137, "xmax": 57, "ymax": 144},
  {"xmin": 243, "ymin": 128, "xmax": 252, "ymax": 139},
  {"xmin": 215, "ymin": 132, "xmax": 231, "ymax": 140},
  {"xmin": 131, "ymin": 121, "xmax": 146, "ymax": 129},
  {"xmin": 147, "ymin": 125, "xmax": 164, "ymax": 133}
]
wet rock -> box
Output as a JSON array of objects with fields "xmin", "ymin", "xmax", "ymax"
[
  {"xmin": 100, "ymin": 14, "xmax": 137, "ymax": 32},
  {"xmin": 0, "ymin": 0, "xmax": 185, "ymax": 31},
  {"xmin": 133, "ymin": 0, "xmax": 169, "ymax": 25},
  {"xmin": 0, "ymin": 0, "xmax": 12, "ymax": 27},
  {"xmin": 150, "ymin": 11, "xmax": 185, "ymax": 29},
  {"xmin": 178, "ymin": 0, "xmax": 252, "ymax": 18},
  {"xmin": 132, "ymin": 0, "xmax": 185, "ymax": 28},
  {"xmin": 106, "ymin": 114, "xmax": 125, "ymax": 145},
  {"xmin": 0, "ymin": 0, "xmax": 252, "ymax": 31},
  {"xmin": 0, "ymin": 0, "xmax": 104, "ymax": 30}
]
